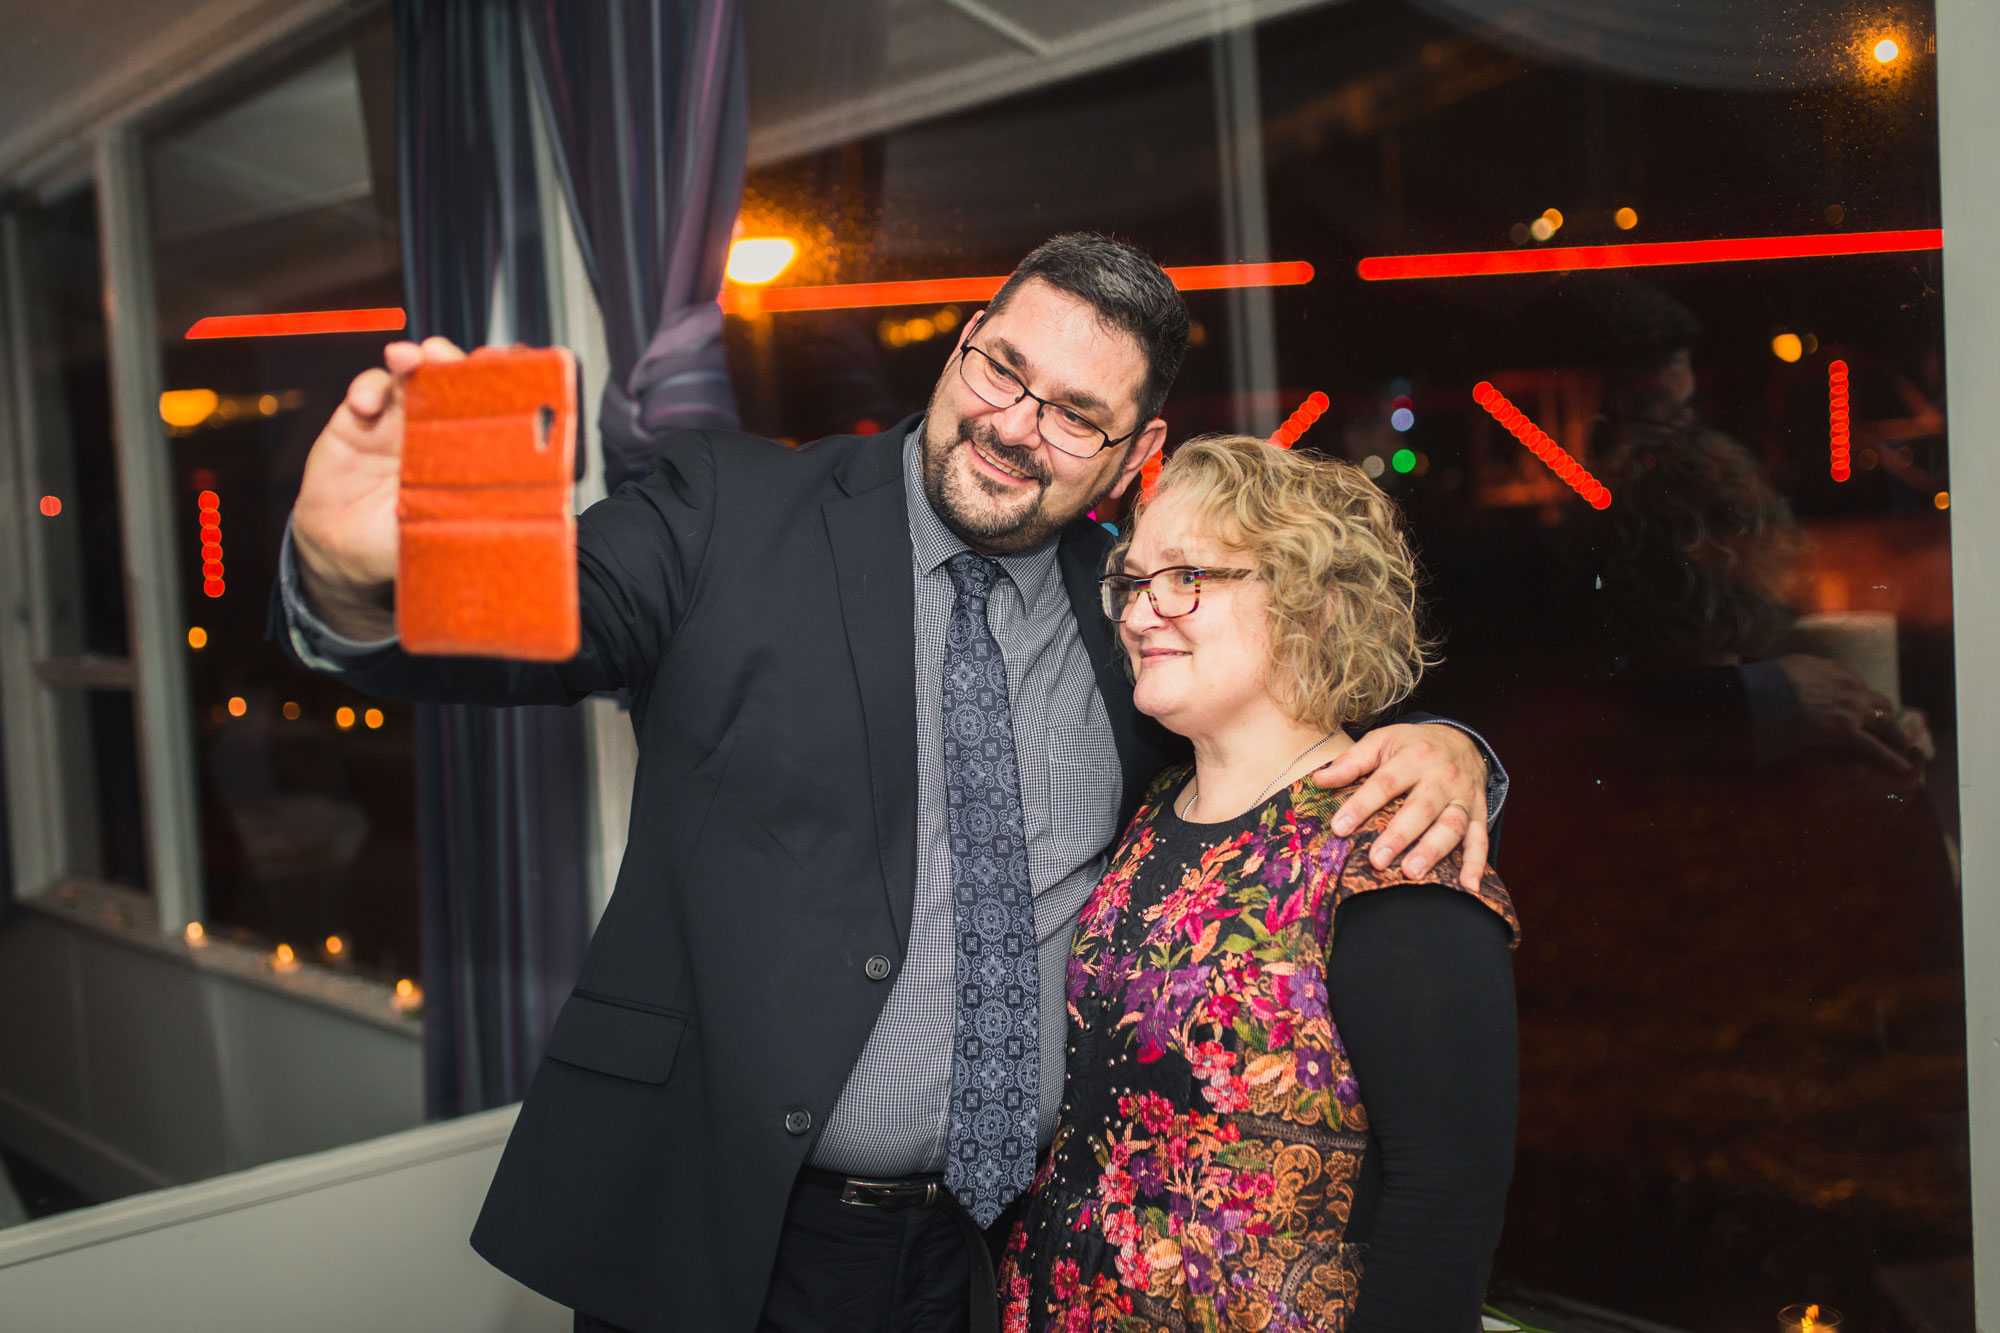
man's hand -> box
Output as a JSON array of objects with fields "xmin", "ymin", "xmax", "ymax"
[
  {"xmin": 1773, "ymin": 653, "xmax": 1918, "ymax": 774},
  {"xmin": 292, "ymin": 337, "xmax": 467, "ymax": 640},
  {"xmin": 1312, "ymin": 724, "xmax": 1489, "ymax": 889}
]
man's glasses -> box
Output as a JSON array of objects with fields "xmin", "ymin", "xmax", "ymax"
[
  {"xmin": 958, "ymin": 343, "xmax": 1142, "ymax": 459},
  {"xmin": 1099, "ymin": 566, "xmax": 1255, "ymax": 622}
]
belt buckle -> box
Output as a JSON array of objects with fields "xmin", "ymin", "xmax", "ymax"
[{"xmin": 837, "ymin": 1176, "xmax": 939, "ymax": 1209}]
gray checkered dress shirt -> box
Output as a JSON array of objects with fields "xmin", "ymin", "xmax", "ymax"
[{"xmin": 810, "ymin": 427, "xmax": 1122, "ymax": 1175}]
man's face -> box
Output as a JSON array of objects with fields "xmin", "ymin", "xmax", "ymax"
[{"xmin": 920, "ymin": 278, "xmax": 1165, "ymax": 555}]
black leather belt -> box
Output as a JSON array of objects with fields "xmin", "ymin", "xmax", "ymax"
[{"xmin": 800, "ymin": 1168, "xmax": 998, "ymax": 1333}]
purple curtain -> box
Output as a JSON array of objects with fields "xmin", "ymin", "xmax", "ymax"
[
  {"xmin": 397, "ymin": 0, "xmax": 591, "ymax": 1118},
  {"xmin": 524, "ymin": 0, "xmax": 747, "ymax": 491}
]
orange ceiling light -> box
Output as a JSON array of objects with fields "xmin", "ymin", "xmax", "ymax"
[
  {"xmin": 1359, "ymin": 228, "xmax": 1943, "ymax": 281},
  {"xmin": 185, "ymin": 308, "xmax": 407, "ymax": 339},
  {"xmin": 1473, "ymin": 381, "xmax": 1610, "ymax": 508},
  {"xmin": 1829, "ymin": 360, "xmax": 1852, "ymax": 481},
  {"xmin": 726, "ymin": 237, "xmax": 798, "ymax": 285},
  {"xmin": 1270, "ymin": 391, "xmax": 1330, "ymax": 449},
  {"xmin": 720, "ymin": 261, "xmax": 1314, "ymax": 315}
]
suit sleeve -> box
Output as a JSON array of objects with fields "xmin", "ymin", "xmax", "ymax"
[
  {"xmin": 1330, "ymin": 885, "xmax": 1518, "ymax": 1332},
  {"xmin": 270, "ymin": 430, "xmax": 720, "ymax": 707}
]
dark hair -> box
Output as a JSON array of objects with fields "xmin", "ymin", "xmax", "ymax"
[
  {"xmin": 1586, "ymin": 424, "xmax": 1803, "ymax": 666},
  {"xmin": 985, "ymin": 233, "xmax": 1190, "ymax": 426}
]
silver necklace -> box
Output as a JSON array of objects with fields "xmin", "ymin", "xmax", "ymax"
[{"xmin": 1182, "ymin": 730, "xmax": 1341, "ymax": 820}]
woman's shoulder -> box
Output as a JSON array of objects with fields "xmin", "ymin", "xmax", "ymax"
[{"xmin": 1311, "ymin": 783, "xmax": 1520, "ymax": 945}]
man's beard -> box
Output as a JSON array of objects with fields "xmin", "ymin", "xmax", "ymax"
[{"xmin": 920, "ymin": 415, "xmax": 1100, "ymax": 555}]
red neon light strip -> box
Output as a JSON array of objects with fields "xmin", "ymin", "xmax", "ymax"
[
  {"xmin": 1359, "ymin": 229, "xmax": 1942, "ymax": 281},
  {"xmin": 722, "ymin": 261, "xmax": 1314, "ymax": 315},
  {"xmin": 1829, "ymin": 360, "xmax": 1852, "ymax": 482},
  {"xmin": 1270, "ymin": 391, "xmax": 1329, "ymax": 449},
  {"xmin": 1473, "ymin": 382, "xmax": 1610, "ymax": 508},
  {"xmin": 185, "ymin": 308, "xmax": 407, "ymax": 339}
]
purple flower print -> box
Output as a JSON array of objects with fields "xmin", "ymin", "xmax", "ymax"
[
  {"xmin": 1294, "ymin": 1043, "xmax": 1336, "ymax": 1090},
  {"xmin": 1334, "ymin": 1075, "xmax": 1361, "ymax": 1109},
  {"xmin": 1285, "ymin": 970, "xmax": 1330, "ymax": 1021}
]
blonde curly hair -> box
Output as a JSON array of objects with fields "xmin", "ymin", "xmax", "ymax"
[{"xmin": 1114, "ymin": 435, "xmax": 1434, "ymax": 729}]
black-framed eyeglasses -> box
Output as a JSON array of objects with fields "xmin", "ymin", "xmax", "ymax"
[
  {"xmin": 1099, "ymin": 566, "xmax": 1255, "ymax": 622},
  {"xmin": 958, "ymin": 342, "xmax": 1143, "ymax": 459}
]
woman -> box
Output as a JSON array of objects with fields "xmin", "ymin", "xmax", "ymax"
[{"xmin": 999, "ymin": 436, "xmax": 1519, "ymax": 1332}]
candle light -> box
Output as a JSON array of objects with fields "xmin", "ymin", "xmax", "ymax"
[
  {"xmin": 1779, "ymin": 1304, "xmax": 1841, "ymax": 1333},
  {"xmin": 184, "ymin": 921, "xmax": 207, "ymax": 947},
  {"xmin": 271, "ymin": 943, "xmax": 299, "ymax": 973},
  {"xmin": 393, "ymin": 979, "xmax": 424, "ymax": 1015}
]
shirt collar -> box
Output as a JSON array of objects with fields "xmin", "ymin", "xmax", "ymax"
[{"xmin": 903, "ymin": 420, "xmax": 1061, "ymax": 607}]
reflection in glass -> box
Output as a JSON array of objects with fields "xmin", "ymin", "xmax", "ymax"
[
  {"xmin": 146, "ymin": 29, "xmax": 418, "ymax": 978},
  {"xmin": 743, "ymin": 0, "xmax": 1964, "ymax": 1323}
]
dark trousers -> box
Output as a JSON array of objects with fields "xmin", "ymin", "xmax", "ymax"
[{"xmin": 574, "ymin": 1173, "xmax": 1017, "ymax": 1333}]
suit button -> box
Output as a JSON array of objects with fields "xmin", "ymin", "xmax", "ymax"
[
  {"xmin": 784, "ymin": 1109, "xmax": 812, "ymax": 1136},
  {"xmin": 864, "ymin": 955, "xmax": 893, "ymax": 981}
]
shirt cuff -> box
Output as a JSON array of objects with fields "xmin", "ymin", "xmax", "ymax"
[
  {"xmin": 1412, "ymin": 718, "xmax": 1509, "ymax": 823},
  {"xmin": 278, "ymin": 516, "xmax": 399, "ymax": 671}
]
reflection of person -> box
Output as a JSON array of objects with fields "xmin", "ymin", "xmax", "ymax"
[
  {"xmin": 1584, "ymin": 424, "xmax": 1924, "ymax": 771},
  {"xmin": 1002, "ymin": 438, "xmax": 1518, "ymax": 1331},
  {"xmin": 278, "ymin": 235, "xmax": 1507, "ymax": 1333}
]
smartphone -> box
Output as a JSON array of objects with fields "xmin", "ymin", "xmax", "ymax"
[{"xmin": 397, "ymin": 345, "xmax": 581, "ymax": 660}]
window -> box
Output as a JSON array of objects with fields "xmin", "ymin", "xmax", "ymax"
[
  {"xmin": 145, "ymin": 25, "xmax": 419, "ymax": 978},
  {"xmin": 742, "ymin": 1, "xmax": 1965, "ymax": 1324},
  {"xmin": 2, "ymin": 188, "xmax": 148, "ymax": 895}
]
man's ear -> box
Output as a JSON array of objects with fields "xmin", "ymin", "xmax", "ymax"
[{"xmin": 1106, "ymin": 418, "xmax": 1168, "ymax": 499}]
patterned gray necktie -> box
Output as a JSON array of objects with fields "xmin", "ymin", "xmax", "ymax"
[{"xmin": 941, "ymin": 552, "xmax": 1040, "ymax": 1227}]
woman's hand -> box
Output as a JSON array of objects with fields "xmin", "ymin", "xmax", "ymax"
[{"xmin": 1311, "ymin": 724, "xmax": 1490, "ymax": 888}]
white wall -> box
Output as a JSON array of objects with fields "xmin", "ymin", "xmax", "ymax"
[
  {"xmin": 1936, "ymin": 1, "xmax": 2000, "ymax": 1325},
  {"xmin": 0, "ymin": 895, "xmax": 423, "ymax": 1205},
  {"xmin": 0, "ymin": 1105, "xmax": 566, "ymax": 1333}
]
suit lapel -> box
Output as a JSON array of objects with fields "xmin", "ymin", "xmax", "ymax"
[{"xmin": 824, "ymin": 431, "xmax": 921, "ymax": 949}]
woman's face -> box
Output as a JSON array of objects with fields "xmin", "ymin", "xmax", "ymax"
[{"xmin": 1118, "ymin": 487, "xmax": 1278, "ymax": 740}]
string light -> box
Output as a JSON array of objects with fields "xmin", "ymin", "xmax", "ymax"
[
  {"xmin": 198, "ymin": 489, "xmax": 225, "ymax": 597},
  {"xmin": 1829, "ymin": 360, "xmax": 1852, "ymax": 481},
  {"xmin": 1472, "ymin": 382, "xmax": 1611, "ymax": 508},
  {"xmin": 1270, "ymin": 392, "xmax": 1330, "ymax": 449},
  {"xmin": 1360, "ymin": 228, "xmax": 1942, "ymax": 281}
]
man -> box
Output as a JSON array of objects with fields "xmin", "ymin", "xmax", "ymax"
[{"xmin": 280, "ymin": 235, "xmax": 1502, "ymax": 1332}]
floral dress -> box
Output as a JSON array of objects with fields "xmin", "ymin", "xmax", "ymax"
[{"xmin": 999, "ymin": 767, "xmax": 1518, "ymax": 1333}]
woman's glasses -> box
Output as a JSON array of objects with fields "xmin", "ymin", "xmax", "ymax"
[{"xmin": 1099, "ymin": 565, "xmax": 1254, "ymax": 622}]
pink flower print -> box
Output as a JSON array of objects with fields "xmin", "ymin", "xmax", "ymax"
[
  {"xmin": 1190, "ymin": 1041, "xmax": 1235, "ymax": 1080},
  {"xmin": 1267, "ymin": 1018, "xmax": 1295, "ymax": 1049},
  {"xmin": 1051, "ymin": 1256, "xmax": 1081, "ymax": 1300},
  {"xmin": 1116, "ymin": 1243, "xmax": 1150, "ymax": 1289},
  {"xmin": 1202, "ymin": 1075, "xmax": 1251, "ymax": 1112},
  {"xmin": 1104, "ymin": 1207, "xmax": 1141, "ymax": 1248},
  {"xmin": 1264, "ymin": 886, "xmax": 1306, "ymax": 932},
  {"xmin": 1100, "ymin": 1164, "xmax": 1137, "ymax": 1205}
]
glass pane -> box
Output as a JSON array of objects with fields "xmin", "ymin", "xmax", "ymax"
[
  {"xmin": 736, "ymin": 42, "xmax": 1226, "ymax": 442},
  {"xmin": 746, "ymin": 1, "xmax": 1965, "ymax": 1326},
  {"xmin": 19, "ymin": 188, "xmax": 128, "ymax": 660},
  {"xmin": 147, "ymin": 31, "xmax": 420, "ymax": 980}
]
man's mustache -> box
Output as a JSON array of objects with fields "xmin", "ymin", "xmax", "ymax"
[{"xmin": 955, "ymin": 420, "xmax": 1050, "ymax": 485}]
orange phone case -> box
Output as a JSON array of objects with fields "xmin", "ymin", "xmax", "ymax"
[{"xmin": 397, "ymin": 346, "xmax": 581, "ymax": 660}]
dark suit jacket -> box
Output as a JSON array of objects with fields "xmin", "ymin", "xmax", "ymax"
[
  {"xmin": 280, "ymin": 414, "xmax": 1491, "ymax": 1330},
  {"xmin": 281, "ymin": 417, "xmax": 1177, "ymax": 1330}
]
